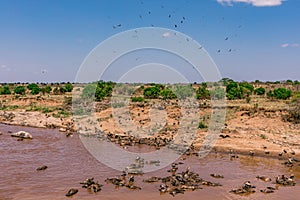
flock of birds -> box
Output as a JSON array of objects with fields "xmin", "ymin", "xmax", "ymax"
[{"xmin": 110, "ymin": 1, "xmax": 243, "ymax": 54}]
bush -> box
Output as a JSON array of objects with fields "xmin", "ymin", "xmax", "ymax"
[
  {"xmin": 172, "ymin": 85, "xmax": 194, "ymax": 99},
  {"xmin": 82, "ymin": 84, "xmax": 97, "ymax": 98},
  {"xmin": 254, "ymin": 87, "xmax": 265, "ymax": 95},
  {"xmin": 286, "ymin": 99, "xmax": 300, "ymax": 123},
  {"xmin": 44, "ymin": 86, "xmax": 52, "ymax": 94},
  {"xmin": 226, "ymin": 81, "xmax": 254, "ymax": 100},
  {"xmin": 0, "ymin": 86, "xmax": 11, "ymax": 95},
  {"xmin": 131, "ymin": 96, "xmax": 145, "ymax": 102},
  {"xmin": 64, "ymin": 83, "xmax": 73, "ymax": 92},
  {"xmin": 239, "ymin": 82, "xmax": 254, "ymax": 93},
  {"xmin": 144, "ymin": 85, "xmax": 161, "ymax": 99},
  {"xmin": 210, "ymin": 87, "xmax": 226, "ymax": 99},
  {"xmin": 268, "ymin": 88, "xmax": 292, "ymax": 100},
  {"xmin": 27, "ymin": 83, "xmax": 41, "ymax": 95},
  {"xmin": 59, "ymin": 87, "xmax": 66, "ymax": 94},
  {"xmin": 160, "ymin": 88, "xmax": 176, "ymax": 100},
  {"xmin": 227, "ymin": 86, "xmax": 242, "ymax": 100},
  {"xmin": 246, "ymin": 97, "xmax": 251, "ymax": 103},
  {"xmin": 95, "ymin": 81, "xmax": 115, "ymax": 101},
  {"xmin": 196, "ymin": 84, "xmax": 210, "ymax": 99},
  {"xmin": 27, "ymin": 83, "xmax": 39, "ymax": 90},
  {"xmin": 14, "ymin": 86, "xmax": 25, "ymax": 95},
  {"xmin": 198, "ymin": 121, "xmax": 208, "ymax": 129}
]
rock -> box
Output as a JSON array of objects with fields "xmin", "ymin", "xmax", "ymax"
[
  {"xmin": 65, "ymin": 188, "xmax": 78, "ymax": 197},
  {"xmin": 11, "ymin": 131, "xmax": 33, "ymax": 139},
  {"xmin": 260, "ymin": 187, "xmax": 275, "ymax": 193},
  {"xmin": 59, "ymin": 128, "xmax": 67, "ymax": 132},
  {"xmin": 256, "ymin": 176, "xmax": 271, "ymax": 182},
  {"xmin": 36, "ymin": 165, "xmax": 48, "ymax": 171},
  {"xmin": 210, "ymin": 174, "xmax": 224, "ymax": 179}
]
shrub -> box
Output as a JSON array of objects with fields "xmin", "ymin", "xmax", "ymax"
[
  {"xmin": 95, "ymin": 81, "xmax": 115, "ymax": 101},
  {"xmin": 59, "ymin": 87, "xmax": 66, "ymax": 94},
  {"xmin": 285, "ymin": 99, "xmax": 300, "ymax": 123},
  {"xmin": 27, "ymin": 83, "xmax": 41, "ymax": 95},
  {"xmin": 196, "ymin": 84, "xmax": 210, "ymax": 99},
  {"xmin": 144, "ymin": 85, "xmax": 161, "ymax": 99},
  {"xmin": 198, "ymin": 121, "xmax": 208, "ymax": 129},
  {"xmin": 0, "ymin": 86, "xmax": 11, "ymax": 95},
  {"xmin": 226, "ymin": 81, "xmax": 254, "ymax": 100},
  {"xmin": 254, "ymin": 87, "xmax": 265, "ymax": 95},
  {"xmin": 239, "ymin": 82, "xmax": 254, "ymax": 93},
  {"xmin": 172, "ymin": 85, "xmax": 194, "ymax": 99},
  {"xmin": 64, "ymin": 83, "xmax": 73, "ymax": 92},
  {"xmin": 27, "ymin": 83, "xmax": 39, "ymax": 90},
  {"xmin": 131, "ymin": 96, "xmax": 145, "ymax": 102},
  {"xmin": 246, "ymin": 97, "xmax": 251, "ymax": 103},
  {"xmin": 268, "ymin": 88, "xmax": 292, "ymax": 100},
  {"xmin": 82, "ymin": 84, "xmax": 97, "ymax": 98},
  {"xmin": 160, "ymin": 88, "xmax": 176, "ymax": 100},
  {"xmin": 44, "ymin": 86, "xmax": 52, "ymax": 94},
  {"xmin": 210, "ymin": 87, "xmax": 226, "ymax": 99},
  {"xmin": 14, "ymin": 86, "xmax": 25, "ymax": 95}
]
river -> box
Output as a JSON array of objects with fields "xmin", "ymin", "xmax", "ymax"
[{"xmin": 0, "ymin": 123, "xmax": 299, "ymax": 200}]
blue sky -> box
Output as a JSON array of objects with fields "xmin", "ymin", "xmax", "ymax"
[{"xmin": 0, "ymin": 0, "xmax": 299, "ymax": 83}]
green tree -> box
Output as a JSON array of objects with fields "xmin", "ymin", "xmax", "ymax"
[
  {"xmin": 196, "ymin": 84, "xmax": 210, "ymax": 99},
  {"xmin": 27, "ymin": 83, "xmax": 41, "ymax": 95},
  {"xmin": 94, "ymin": 81, "xmax": 115, "ymax": 101},
  {"xmin": 254, "ymin": 87, "xmax": 265, "ymax": 95},
  {"xmin": 14, "ymin": 86, "xmax": 26, "ymax": 95},
  {"xmin": 27, "ymin": 83, "xmax": 39, "ymax": 90},
  {"xmin": 160, "ymin": 88, "xmax": 176, "ymax": 100},
  {"xmin": 273, "ymin": 88, "xmax": 292, "ymax": 100},
  {"xmin": 144, "ymin": 85, "xmax": 161, "ymax": 99},
  {"xmin": 64, "ymin": 83, "xmax": 73, "ymax": 92},
  {"xmin": 44, "ymin": 86, "xmax": 52, "ymax": 94},
  {"xmin": 0, "ymin": 86, "xmax": 11, "ymax": 95}
]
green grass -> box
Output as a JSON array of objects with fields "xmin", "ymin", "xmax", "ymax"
[
  {"xmin": 198, "ymin": 121, "xmax": 208, "ymax": 129},
  {"xmin": 131, "ymin": 96, "xmax": 145, "ymax": 102},
  {"xmin": 0, "ymin": 105, "xmax": 19, "ymax": 110}
]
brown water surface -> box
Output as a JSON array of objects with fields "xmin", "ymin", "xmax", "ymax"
[{"xmin": 0, "ymin": 123, "xmax": 299, "ymax": 200}]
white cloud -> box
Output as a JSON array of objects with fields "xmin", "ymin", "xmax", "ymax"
[
  {"xmin": 217, "ymin": 0, "xmax": 285, "ymax": 7},
  {"xmin": 162, "ymin": 32, "xmax": 171, "ymax": 37},
  {"xmin": 1, "ymin": 64, "xmax": 11, "ymax": 71},
  {"xmin": 281, "ymin": 43, "xmax": 289, "ymax": 48},
  {"xmin": 281, "ymin": 43, "xmax": 299, "ymax": 48}
]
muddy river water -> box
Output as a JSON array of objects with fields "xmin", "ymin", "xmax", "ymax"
[{"xmin": 0, "ymin": 123, "xmax": 299, "ymax": 200}]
